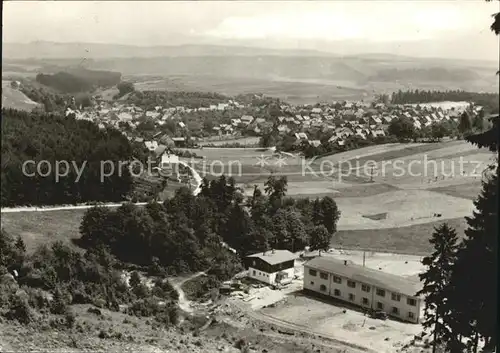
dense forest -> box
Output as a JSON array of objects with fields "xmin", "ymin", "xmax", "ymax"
[
  {"xmin": 1, "ymin": 108, "xmax": 135, "ymax": 206},
  {"xmin": 391, "ymin": 89, "xmax": 499, "ymax": 113},
  {"xmin": 124, "ymin": 90, "xmax": 230, "ymax": 110},
  {"xmin": 19, "ymin": 84, "xmax": 94, "ymax": 113},
  {"xmin": 80, "ymin": 175, "xmax": 340, "ymax": 272},
  {"xmin": 36, "ymin": 68, "xmax": 121, "ymax": 93}
]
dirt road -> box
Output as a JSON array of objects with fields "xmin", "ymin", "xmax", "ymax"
[{"xmin": 171, "ymin": 271, "xmax": 206, "ymax": 314}]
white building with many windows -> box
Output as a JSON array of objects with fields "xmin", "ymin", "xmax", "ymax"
[{"xmin": 303, "ymin": 256, "xmax": 423, "ymax": 323}]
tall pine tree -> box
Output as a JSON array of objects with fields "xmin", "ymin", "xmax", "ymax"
[{"xmin": 417, "ymin": 223, "xmax": 459, "ymax": 353}]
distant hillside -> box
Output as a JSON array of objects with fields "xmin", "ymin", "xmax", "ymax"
[
  {"xmin": 1, "ymin": 81, "xmax": 41, "ymax": 112},
  {"xmin": 3, "ymin": 42, "xmax": 498, "ymax": 101},
  {"xmin": 2, "ymin": 41, "xmax": 333, "ymax": 59}
]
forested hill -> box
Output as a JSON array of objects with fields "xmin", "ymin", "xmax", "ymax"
[
  {"xmin": 391, "ymin": 89, "xmax": 499, "ymax": 113},
  {"xmin": 35, "ymin": 68, "xmax": 121, "ymax": 93},
  {"xmin": 1, "ymin": 109, "xmax": 134, "ymax": 207}
]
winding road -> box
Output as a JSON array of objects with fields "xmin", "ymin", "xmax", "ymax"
[{"xmin": 171, "ymin": 271, "xmax": 206, "ymax": 314}]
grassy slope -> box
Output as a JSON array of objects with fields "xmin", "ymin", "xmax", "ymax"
[
  {"xmin": 1, "ymin": 84, "xmax": 41, "ymax": 112},
  {"xmin": 331, "ymin": 217, "xmax": 467, "ymax": 255},
  {"xmin": 0, "ymin": 209, "xmax": 87, "ymax": 253}
]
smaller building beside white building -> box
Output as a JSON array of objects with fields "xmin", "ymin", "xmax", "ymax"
[{"xmin": 244, "ymin": 250, "xmax": 297, "ymax": 285}]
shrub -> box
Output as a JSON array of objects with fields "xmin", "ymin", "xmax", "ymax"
[
  {"xmin": 65, "ymin": 310, "xmax": 76, "ymax": 329},
  {"xmin": 5, "ymin": 293, "xmax": 33, "ymax": 324},
  {"xmin": 50, "ymin": 288, "xmax": 69, "ymax": 315},
  {"xmin": 127, "ymin": 298, "xmax": 161, "ymax": 317},
  {"xmin": 26, "ymin": 287, "xmax": 51, "ymax": 310},
  {"xmin": 151, "ymin": 279, "xmax": 178, "ymax": 301}
]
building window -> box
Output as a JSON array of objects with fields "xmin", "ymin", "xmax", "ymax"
[
  {"xmin": 334, "ymin": 289, "xmax": 341, "ymax": 296},
  {"xmin": 377, "ymin": 302, "xmax": 384, "ymax": 310},
  {"xmin": 253, "ymin": 270, "xmax": 256, "ymax": 275},
  {"xmin": 320, "ymin": 272, "xmax": 328, "ymax": 280},
  {"xmin": 392, "ymin": 307, "xmax": 399, "ymax": 315},
  {"xmin": 309, "ymin": 269, "xmax": 317, "ymax": 276},
  {"xmin": 333, "ymin": 276, "xmax": 342, "ymax": 284},
  {"xmin": 310, "ymin": 281, "xmax": 314, "ymax": 285},
  {"xmin": 320, "ymin": 284, "xmax": 327, "ymax": 292},
  {"xmin": 408, "ymin": 312, "xmax": 415, "ymax": 319},
  {"xmin": 348, "ymin": 293, "xmax": 355, "ymax": 301},
  {"xmin": 376, "ymin": 289, "xmax": 386, "ymax": 297},
  {"xmin": 407, "ymin": 298, "xmax": 417, "ymax": 306},
  {"xmin": 392, "ymin": 293, "xmax": 401, "ymax": 302},
  {"xmin": 347, "ymin": 280, "xmax": 356, "ymax": 288},
  {"xmin": 361, "ymin": 284, "xmax": 371, "ymax": 292},
  {"xmin": 362, "ymin": 297, "xmax": 369, "ymax": 305}
]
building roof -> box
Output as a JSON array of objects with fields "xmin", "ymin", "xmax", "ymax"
[
  {"xmin": 304, "ymin": 256, "xmax": 422, "ymax": 297},
  {"xmin": 246, "ymin": 249, "xmax": 297, "ymax": 266}
]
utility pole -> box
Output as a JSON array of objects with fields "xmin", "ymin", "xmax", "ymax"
[{"xmin": 363, "ymin": 251, "xmax": 366, "ymax": 267}]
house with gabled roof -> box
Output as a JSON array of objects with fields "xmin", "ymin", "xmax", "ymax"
[{"xmin": 244, "ymin": 249, "xmax": 297, "ymax": 285}]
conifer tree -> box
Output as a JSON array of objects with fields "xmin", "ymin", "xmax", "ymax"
[{"xmin": 417, "ymin": 223, "xmax": 459, "ymax": 353}]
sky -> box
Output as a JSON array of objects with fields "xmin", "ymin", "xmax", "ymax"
[{"xmin": 3, "ymin": 1, "xmax": 499, "ymax": 60}]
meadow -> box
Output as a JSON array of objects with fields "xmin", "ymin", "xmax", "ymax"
[{"xmin": 1, "ymin": 80, "xmax": 41, "ymax": 111}]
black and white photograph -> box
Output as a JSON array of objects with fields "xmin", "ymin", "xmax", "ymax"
[{"xmin": 1, "ymin": 1, "xmax": 499, "ymax": 352}]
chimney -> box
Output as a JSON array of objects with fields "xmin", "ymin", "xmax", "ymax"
[
  {"xmin": 272, "ymin": 249, "xmax": 275, "ymax": 254},
  {"xmin": 344, "ymin": 260, "xmax": 348, "ymax": 266}
]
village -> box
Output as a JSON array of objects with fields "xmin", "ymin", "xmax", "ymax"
[{"xmin": 64, "ymin": 92, "xmax": 477, "ymax": 154}]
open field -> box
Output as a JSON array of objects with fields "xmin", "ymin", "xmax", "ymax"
[
  {"xmin": 1, "ymin": 80, "xmax": 41, "ymax": 111},
  {"xmin": 332, "ymin": 217, "xmax": 467, "ymax": 254},
  {"xmin": 335, "ymin": 189, "xmax": 474, "ymax": 230},
  {"xmin": 260, "ymin": 294, "xmax": 421, "ymax": 353},
  {"xmin": 0, "ymin": 209, "xmax": 86, "ymax": 253},
  {"xmin": 132, "ymin": 76, "xmax": 371, "ymax": 105},
  {"xmin": 428, "ymin": 182, "xmax": 483, "ymax": 200},
  {"xmin": 199, "ymin": 136, "xmax": 261, "ymax": 146}
]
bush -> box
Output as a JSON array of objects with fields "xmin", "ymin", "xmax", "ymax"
[
  {"xmin": 127, "ymin": 298, "xmax": 161, "ymax": 317},
  {"xmin": 5, "ymin": 293, "xmax": 34, "ymax": 324},
  {"xmin": 50, "ymin": 288, "xmax": 68, "ymax": 314},
  {"xmin": 26, "ymin": 287, "xmax": 51, "ymax": 310},
  {"xmin": 65, "ymin": 310, "xmax": 76, "ymax": 329},
  {"xmin": 151, "ymin": 279, "xmax": 178, "ymax": 301}
]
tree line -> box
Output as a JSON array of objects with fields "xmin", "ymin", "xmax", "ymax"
[
  {"xmin": 80, "ymin": 175, "xmax": 340, "ymax": 271},
  {"xmin": 390, "ymin": 89, "xmax": 499, "ymax": 113},
  {"xmin": 416, "ymin": 120, "xmax": 498, "ymax": 350},
  {"xmin": 124, "ymin": 90, "xmax": 230, "ymax": 110},
  {"xmin": 36, "ymin": 68, "xmax": 121, "ymax": 94},
  {"xmin": 1, "ymin": 108, "xmax": 136, "ymax": 207}
]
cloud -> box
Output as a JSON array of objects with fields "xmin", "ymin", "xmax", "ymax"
[{"xmin": 203, "ymin": 2, "xmax": 485, "ymax": 42}]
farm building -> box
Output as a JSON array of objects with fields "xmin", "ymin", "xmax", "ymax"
[
  {"xmin": 244, "ymin": 250, "xmax": 297, "ymax": 285},
  {"xmin": 303, "ymin": 256, "xmax": 422, "ymax": 323}
]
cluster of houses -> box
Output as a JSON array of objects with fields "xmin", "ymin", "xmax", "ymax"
[{"xmin": 65, "ymin": 94, "xmax": 475, "ymax": 152}]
